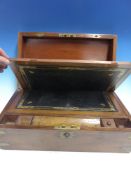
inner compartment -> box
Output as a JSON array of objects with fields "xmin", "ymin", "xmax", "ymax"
[
  {"xmin": 1, "ymin": 115, "xmax": 131, "ymax": 129},
  {"xmin": 17, "ymin": 90, "xmax": 116, "ymax": 111},
  {"xmin": 22, "ymin": 37, "xmax": 114, "ymax": 61}
]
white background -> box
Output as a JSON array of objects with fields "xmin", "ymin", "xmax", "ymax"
[{"xmin": 0, "ymin": 150, "xmax": 131, "ymax": 175}]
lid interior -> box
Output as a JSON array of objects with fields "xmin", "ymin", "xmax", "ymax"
[{"xmin": 18, "ymin": 33, "xmax": 116, "ymax": 61}]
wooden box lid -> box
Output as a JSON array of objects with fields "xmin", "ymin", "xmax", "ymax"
[{"xmin": 18, "ymin": 32, "xmax": 117, "ymax": 61}]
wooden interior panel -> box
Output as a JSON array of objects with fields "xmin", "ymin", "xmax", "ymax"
[
  {"xmin": 23, "ymin": 38, "xmax": 113, "ymax": 60},
  {"xmin": 18, "ymin": 33, "xmax": 117, "ymax": 61}
]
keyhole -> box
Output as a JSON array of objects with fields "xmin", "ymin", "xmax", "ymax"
[{"xmin": 63, "ymin": 132, "xmax": 70, "ymax": 138}]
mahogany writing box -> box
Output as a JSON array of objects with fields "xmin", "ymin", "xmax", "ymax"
[{"xmin": 0, "ymin": 32, "xmax": 131, "ymax": 152}]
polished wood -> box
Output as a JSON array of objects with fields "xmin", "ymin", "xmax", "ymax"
[
  {"xmin": 18, "ymin": 32, "xmax": 117, "ymax": 61},
  {"xmin": 11, "ymin": 58, "xmax": 131, "ymax": 68}
]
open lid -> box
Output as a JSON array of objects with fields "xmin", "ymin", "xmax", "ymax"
[
  {"xmin": 11, "ymin": 59, "xmax": 131, "ymax": 91},
  {"xmin": 18, "ymin": 32, "xmax": 117, "ymax": 61}
]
